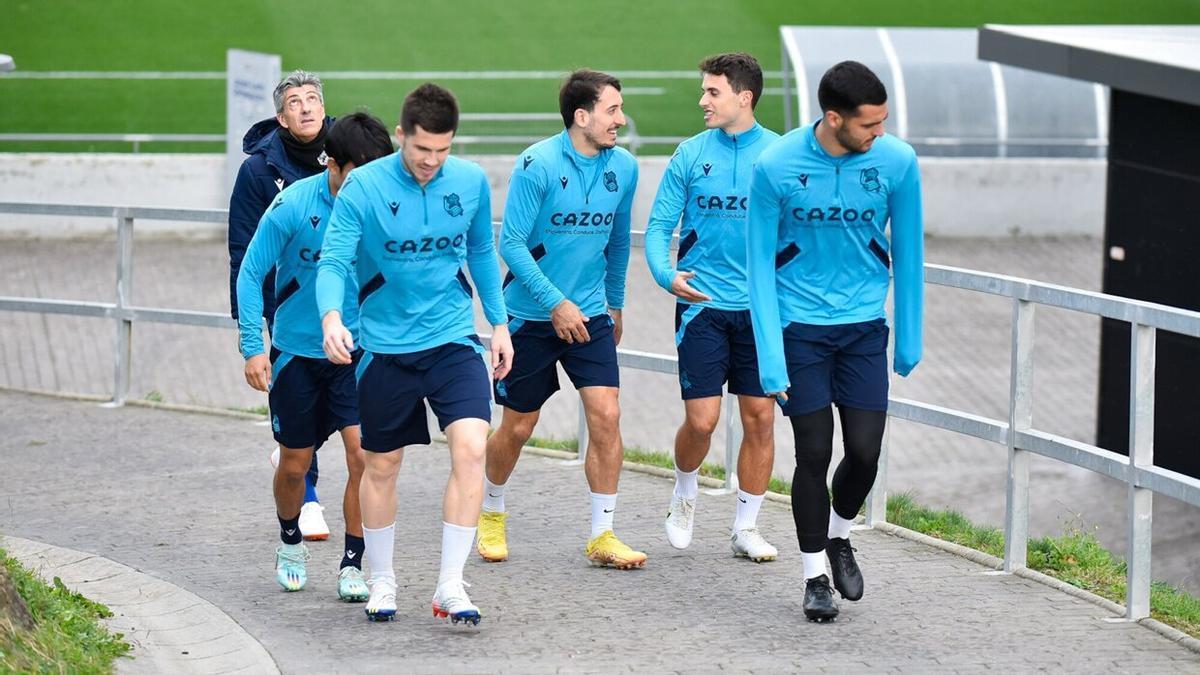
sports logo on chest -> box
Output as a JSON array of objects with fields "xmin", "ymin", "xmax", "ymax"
[
  {"xmin": 860, "ymin": 167, "xmax": 882, "ymax": 193},
  {"xmin": 443, "ymin": 193, "xmax": 464, "ymax": 217},
  {"xmin": 603, "ymin": 170, "xmax": 618, "ymax": 193}
]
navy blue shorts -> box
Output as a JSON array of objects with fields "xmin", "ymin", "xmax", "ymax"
[
  {"xmin": 494, "ymin": 313, "xmax": 619, "ymax": 413},
  {"xmin": 674, "ymin": 304, "xmax": 765, "ymax": 400},
  {"xmin": 779, "ymin": 319, "xmax": 890, "ymax": 416},
  {"xmin": 268, "ymin": 347, "xmax": 360, "ymax": 451},
  {"xmin": 356, "ymin": 337, "xmax": 492, "ymax": 453}
]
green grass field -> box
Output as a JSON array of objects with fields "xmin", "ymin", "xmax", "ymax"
[{"xmin": 2, "ymin": 0, "xmax": 1199, "ymax": 153}]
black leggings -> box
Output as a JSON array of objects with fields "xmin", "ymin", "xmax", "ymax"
[{"xmin": 789, "ymin": 405, "xmax": 886, "ymax": 553}]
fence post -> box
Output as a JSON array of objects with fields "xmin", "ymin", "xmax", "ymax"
[
  {"xmin": 865, "ymin": 415, "xmax": 891, "ymax": 526},
  {"xmin": 1126, "ymin": 322, "xmax": 1155, "ymax": 620},
  {"xmin": 1004, "ymin": 297, "xmax": 1034, "ymax": 572},
  {"xmin": 562, "ymin": 394, "xmax": 589, "ymax": 466},
  {"xmin": 705, "ymin": 393, "xmax": 740, "ymax": 495},
  {"xmin": 108, "ymin": 210, "xmax": 134, "ymax": 406}
]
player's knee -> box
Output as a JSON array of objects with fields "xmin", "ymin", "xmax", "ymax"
[
  {"xmin": 363, "ymin": 449, "xmax": 403, "ymax": 480},
  {"xmin": 683, "ymin": 412, "xmax": 719, "ymax": 438},
  {"xmin": 277, "ymin": 448, "xmax": 312, "ymax": 479},
  {"xmin": 588, "ymin": 402, "xmax": 621, "ymax": 435}
]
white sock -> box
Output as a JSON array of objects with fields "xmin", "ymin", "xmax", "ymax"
[
  {"xmin": 828, "ymin": 509, "xmax": 855, "ymax": 540},
  {"xmin": 732, "ymin": 489, "xmax": 765, "ymax": 532},
  {"xmin": 483, "ymin": 477, "xmax": 506, "ymax": 513},
  {"xmin": 673, "ymin": 466, "xmax": 699, "ymax": 499},
  {"xmin": 590, "ymin": 492, "xmax": 617, "ymax": 538},
  {"xmin": 362, "ymin": 523, "xmax": 396, "ymax": 587},
  {"xmin": 802, "ymin": 551, "xmax": 828, "ymax": 580},
  {"xmin": 438, "ymin": 522, "xmax": 477, "ymax": 586}
]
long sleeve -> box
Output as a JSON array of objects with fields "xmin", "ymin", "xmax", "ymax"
[
  {"xmin": 228, "ymin": 161, "xmax": 274, "ymax": 321},
  {"xmin": 315, "ymin": 182, "xmax": 364, "ymax": 320},
  {"xmin": 889, "ymin": 155, "xmax": 924, "ymax": 377},
  {"xmin": 746, "ymin": 160, "xmax": 790, "ymax": 394},
  {"xmin": 604, "ymin": 162, "xmax": 637, "ymax": 310},
  {"xmin": 235, "ymin": 208, "xmax": 290, "ymax": 358},
  {"xmin": 466, "ymin": 173, "xmax": 508, "ymax": 326},
  {"xmin": 500, "ymin": 170, "xmax": 566, "ymax": 312},
  {"xmin": 644, "ymin": 150, "xmax": 688, "ymax": 292}
]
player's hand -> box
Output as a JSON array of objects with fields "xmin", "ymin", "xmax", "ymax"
[
  {"xmin": 608, "ymin": 308, "xmax": 623, "ymax": 346},
  {"xmin": 244, "ymin": 353, "xmax": 271, "ymax": 392},
  {"xmin": 767, "ymin": 391, "xmax": 789, "ymax": 405},
  {"xmin": 670, "ymin": 271, "xmax": 711, "ymax": 304},
  {"xmin": 322, "ymin": 311, "xmax": 355, "ymax": 364},
  {"xmin": 490, "ymin": 324, "xmax": 514, "ymax": 381},
  {"xmin": 551, "ymin": 299, "xmax": 590, "ymax": 344}
]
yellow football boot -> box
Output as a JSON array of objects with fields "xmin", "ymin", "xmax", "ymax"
[
  {"xmin": 585, "ymin": 531, "xmax": 647, "ymax": 569},
  {"xmin": 476, "ymin": 511, "xmax": 509, "ymax": 562}
]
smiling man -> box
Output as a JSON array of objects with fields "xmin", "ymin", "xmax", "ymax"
[
  {"xmin": 229, "ymin": 70, "xmax": 335, "ymax": 542},
  {"xmin": 747, "ymin": 60, "xmax": 924, "ymax": 622},
  {"xmin": 644, "ymin": 53, "xmax": 781, "ymax": 563},
  {"xmin": 316, "ymin": 84, "xmax": 513, "ymax": 625},
  {"xmin": 479, "ymin": 69, "xmax": 642, "ymax": 570}
]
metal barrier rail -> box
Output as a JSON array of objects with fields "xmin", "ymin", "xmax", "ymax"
[
  {"xmin": 0, "ymin": 115, "xmax": 687, "ymax": 155},
  {"xmin": 1, "ymin": 200, "xmax": 1198, "ymax": 621}
]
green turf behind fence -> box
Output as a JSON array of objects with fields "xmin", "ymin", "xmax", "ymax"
[{"xmin": 3, "ymin": 1, "xmax": 1199, "ymax": 153}]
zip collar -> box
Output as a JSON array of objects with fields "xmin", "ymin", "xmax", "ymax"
[
  {"xmin": 714, "ymin": 121, "xmax": 764, "ymax": 148},
  {"xmin": 558, "ymin": 130, "xmax": 611, "ymax": 169}
]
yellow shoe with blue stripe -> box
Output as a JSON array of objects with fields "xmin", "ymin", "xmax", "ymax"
[
  {"xmin": 477, "ymin": 511, "xmax": 509, "ymax": 562},
  {"xmin": 585, "ymin": 531, "xmax": 646, "ymax": 569}
]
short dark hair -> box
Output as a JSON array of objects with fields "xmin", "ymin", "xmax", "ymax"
[
  {"xmin": 699, "ymin": 52, "xmax": 764, "ymax": 109},
  {"xmin": 400, "ymin": 83, "xmax": 459, "ymax": 135},
  {"xmin": 817, "ymin": 61, "xmax": 888, "ymax": 117},
  {"xmin": 559, "ymin": 69, "xmax": 622, "ymax": 128},
  {"xmin": 324, "ymin": 112, "xmax": 393, "ymax": 169}
]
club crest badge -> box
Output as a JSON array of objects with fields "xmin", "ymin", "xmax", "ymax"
[
  {"xmin": 603, "ymin": 170, "xmax": 618, "ymax": 193},
  {"xmin": 443, "ymin": 193, "xmax": 464, "ymax": 217}
]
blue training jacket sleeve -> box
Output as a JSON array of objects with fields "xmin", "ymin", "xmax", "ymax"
[
  {"xmin": 466, "ymin": 173, "xmax": 508, "ymax": 326},
  {"xmin": 644, "ymin": 150, "xmax": 688, "ymax": 292},
  {"xmin": 500, "ymin": 171, "xmax": 566, "ymax": 312},
  {"xmin": 890, "ymin": 155, "xmax": 924, "ymax": 377},
  {"xmin": 315, "ymin": 181, "xmax": 364, "ymax": 320},
  {"xmin": 604, "ymin": 162, "xmax": 637, "ymax": 310},
  {"xmin": 235, "ymin": 207, "xmax": 291, "ymax": 358},
  {"xmin": 746, "ymin": 160, "xmax": 790, "ymax": 394},
  {"xmin": 228, "ymin": 161, "xmax": 271, "ymax": 321}
]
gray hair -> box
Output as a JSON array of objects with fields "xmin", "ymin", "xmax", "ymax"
[{"xmin": 272, "ymin": 70, "xmax": 324, "ymax": 113}]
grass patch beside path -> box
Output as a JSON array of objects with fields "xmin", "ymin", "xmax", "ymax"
[
  {"xmin": 525, "ymin": 436, "xmax": 1200, "ymax": 638},
  {"xmin": 886, "ymin": 493, "xmax": 1200, "ymax": 639},
  {"xmin": 0, "ymin": 548, "xmax": 130, "ymax": 673}
]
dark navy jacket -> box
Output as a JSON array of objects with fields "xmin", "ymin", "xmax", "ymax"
[{"xmin": 227, "ymin": 115, "xmax": 334, "ymax": 321}]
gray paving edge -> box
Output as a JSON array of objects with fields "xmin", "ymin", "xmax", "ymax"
[{"xmin": 1, "ymin": 536, "xmax": 280, "ymax": 675}]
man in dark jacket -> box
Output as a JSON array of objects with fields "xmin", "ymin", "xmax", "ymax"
[{"xmin": 228, "ymin": 69, "xmax": 335, "ymax": 540}]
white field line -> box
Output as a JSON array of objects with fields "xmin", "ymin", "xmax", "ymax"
[{"xmin": 1, "ymin": 70, "xmax": 787, "ymax": 81}]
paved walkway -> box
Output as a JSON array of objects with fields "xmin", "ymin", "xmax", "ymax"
[
  {"xmin": 1, "ymin": 390, "xmax": 1197, "ymax": 673},
  {"xmin": 1, "ymin": 235, "xmax": 1197, "ymax": 595}
]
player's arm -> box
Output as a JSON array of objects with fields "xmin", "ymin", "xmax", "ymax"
[
  {"xmin": 465, "ymin": 173, "xmax": 513, "ymax": 380},
  {"xmin": 236, "ymin": 207, "xmax": 291, "ymax": 391},
  {"xmin": 746, "ymin": 160, "xmax": 790, "ymax": 397},
  {"xmin": 499, "ymin": 169, "xmax": 565, "ymax": 311},
  {"xmin": 645, "ymin": 149, "xmax": 709, "ymax": 303},
  {"xmin": 316, "ymin": 180, "xmax": 364, "ymax": 365},
  {"xmin": 603, "ymin": 161, "xmax": 636, "ymax": 345},
  {"xmin": 889, "ymin": 154, "xmax": 925, "ymax": 377},
  {"xmin": 228, "ymin": 162, "xmax": 271, "ymax": 321}
]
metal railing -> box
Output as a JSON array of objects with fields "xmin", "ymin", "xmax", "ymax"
[
  {"xmin": 0, "ymin": 115, "xmax": 687, "ymax": 155},
  {"xmin": 1, "ymin": 200, "xmax": 1198, "ymax": 621}
]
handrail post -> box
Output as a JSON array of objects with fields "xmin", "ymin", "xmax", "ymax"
[
  {"xmin": 109, "ymin": 209, "xmax": 134, "ymax": 406},
  {"xmin": 1004, "ymin": 297, "xmax": 1034, "ymax": 571},
  {"xmin": 562, "ymin": 394, "xmax": 589, "ymax": 466},
  {"xmin": 705, "ymin": 393, "xmax": 740, "ymax": 495},
  {"xmin": 1126, "ymin": 322, "xmax": 1155, "ymax": 620},
  {"xmin": 865, "ymin": 415, "xmax": 890, "ymax": 526}
]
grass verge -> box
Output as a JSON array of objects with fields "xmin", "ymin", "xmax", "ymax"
[
  {"xmin": 0, "ymin": 548, "xmax": 130, "ymax": 673},
  {"xmin": 524, "ymin": 435, "xmax": 1200, "ymax": 639}
]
